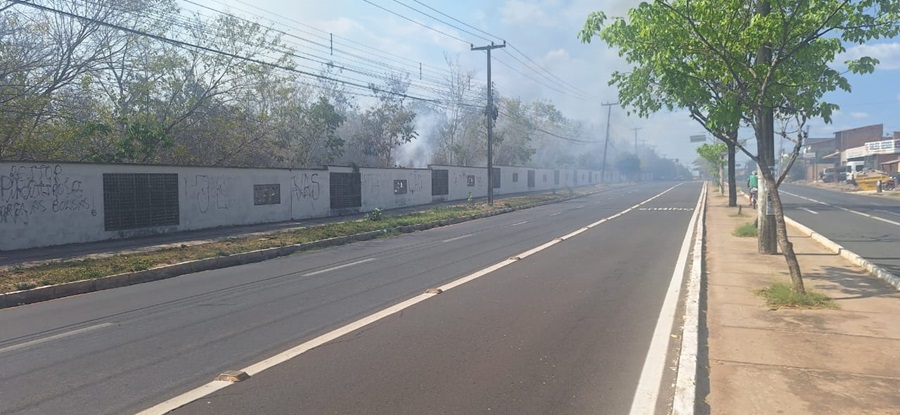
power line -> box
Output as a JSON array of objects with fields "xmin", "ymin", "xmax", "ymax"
[
  {"xmin": 181, "ymin": 0, "xmax": 464, "ymax": 85},
  {"xmin": 374, "ymin": 0, "xmax": 597, "ymax": 101},
  {"xmin": 410, "ymin": 0, "xmax": 498, "ymax": 41},
  {"xmin": 10, "ymin": 0, "xmax": 446, "ymax": 105},
  {"xmin": 173, "ymin": 0, "xmax": 490, "ymax": 105},
  {"xmin": 391, "ymin": 0, "xmax": 493, "ymax": 43},
  {"xmin": 361, "ymin": 0, "xmax": 469, "ymax": 45}
]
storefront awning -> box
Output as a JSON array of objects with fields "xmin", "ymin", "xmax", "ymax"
[{"xmin": 821, "ymin": 151, "xmax": 841, "ymax": 159}]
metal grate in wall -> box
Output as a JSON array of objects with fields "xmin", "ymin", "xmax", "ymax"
[
  {"xmin": 330, "ymin": 172, "xmax": 361, "ymax": 209},
  {"xmin": 554, "ymin": 170, "xmax": 560, "ymax": 185},
  {"xmin": 254, "ymin": 184, "xmax": 281, "ymax": 205},
  {"xmin": 432, "ymin": 170, "xmax": 449, "ymax": 196},
  {"xmin": 527, "ymin": 170, "xmax": 535, "ymax": 188},
  {"xmin": 103, "ymin": 173, "xmax": 179, "ymax": 231},
  {"xmin": 492, "ymin": 167, "xmax": 501, "ymax": 189}
]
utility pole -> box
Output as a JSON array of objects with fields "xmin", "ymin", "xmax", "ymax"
[
  {"xmin": 756, "ymin": 0, "xmax": 777, "ymax": 255},
  {"xmin": 632, "ymin": 127, "xmax": 642, "ymax": 153},
  {"xmin": 471, "ymin": 41, "xmax": 505, "ymax": 206},
  {"xmin": 600, "ymin": 102, "xmax": 618, "ymax": 184}
]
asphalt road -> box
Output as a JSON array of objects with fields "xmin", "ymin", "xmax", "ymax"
[
  {"xmin": 778, "ymin": 184, "xmax": 900, "ymax": 276},
  {"xmin": 0, "ymin": 182, "xmax": 703, "ymax": 415}
]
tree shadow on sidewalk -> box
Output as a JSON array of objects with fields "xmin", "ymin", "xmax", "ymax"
[{"xmin": 802, "ymin": 265, "xmax": 900, "ymax": 301}]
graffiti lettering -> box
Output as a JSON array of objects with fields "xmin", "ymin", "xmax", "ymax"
[
  {"xmin": 292, "ymin": 173, "xmax": 320, "ymax": 201},
  {"xmin": 0, "ymin": 165, "xmax": 94, "ymax": 225},
  {"xmin": 412, "ymin": 173, "xmax": 424, "ymax": 194},
  {"xmin": 184, "ymin": 175, "xmax": 229, "ymax": 213},
  {"xmin": 362, "ymin": 174, "xmax": 380, "ymax": 195}
]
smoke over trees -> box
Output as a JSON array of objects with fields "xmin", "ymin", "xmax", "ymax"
[{"xmin": 2, "ymin": 0, "xmax": 668, "ymax": 176}]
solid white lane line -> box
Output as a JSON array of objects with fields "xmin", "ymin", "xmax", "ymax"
[
  {"xmin": 442, "ymin": 234, "xmax": 474, "ymax": 243},
  {"xmin": 876, "ymin": 209, "xmax": 900, "ymax": 218},
  {"xmin": 0, "ymin": 323, "xmax": 115, "ymax": 355},
  {"xmin": 510, "ymin": 221, "xmax": 529, "ymax": 227},
  {"xmin": 799, "ymin": 207, "xmax": 819, "ymax": 215},
  {"xmin": 549, "ymin": 212, "xmax": 562, "ymax": 217},
  {"xmin": 137, "ymin": 183, "xmax": 692, "ymax": 415},
  {"xmin": 630, "ymin": 184, "xmax": 704, "ymax": 415},
  {"xmin": 301, "ymin": 258, "xmax": 377, "ymax": 277}
]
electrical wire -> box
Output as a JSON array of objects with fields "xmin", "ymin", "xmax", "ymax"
[{"xmin": 9, "ymin": 0, "xmax": 448, "ymax": 104}]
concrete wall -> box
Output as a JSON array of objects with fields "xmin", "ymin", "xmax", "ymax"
[
  {"xmin": 360, "ymin": 167, "xmax": 432, "ymax": 211},
  {"xmin": 0, "ymin": 162, "xmax": 330, "ymax": 251},
  {"xmin": 1, "ymin": 163, "xmax": 104, "ymax": 250},
  {"xmin": 1, "ymin": 162, "xmax": 610, "ymax": 252},
  {"xmin": 288, "ymin": 170, "xmax": 330, "ymax": 219},
  {"xmin": 431, "ymin": 166, "xmax": 488, "ymax": 201}
]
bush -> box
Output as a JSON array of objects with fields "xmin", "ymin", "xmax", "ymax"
[
  {"xmin": 367, "ymin": 208, "xmax": 384, "ymax": 221},
  {"xmin": 733, "ymin": 221, "xmax": 758, "ymax": 237}
]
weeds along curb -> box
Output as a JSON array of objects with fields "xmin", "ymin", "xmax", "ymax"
[
  {"xmin": 0, "ymin": 195, "xmax": 580, "ymax": 309},
  {"xmin": 785, "ymin": 216, "xmax": 900, "ymax": 290}
]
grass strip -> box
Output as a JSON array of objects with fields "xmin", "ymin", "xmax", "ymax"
[
  {"xmin": 733, "ymin": 221, "xmax": 758, "ymax": 237},
  {"xmin": 1, "ymin": 194, "xmax": 568, "ymax": 293},
  {"xmin": 757, "ymin": 282, "xmax": 838, "ymax": 310}
]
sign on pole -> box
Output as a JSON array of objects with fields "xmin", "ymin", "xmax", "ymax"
[{"xmin": 690, "ymin": 135, "xmax": 705, "ymax": 143}]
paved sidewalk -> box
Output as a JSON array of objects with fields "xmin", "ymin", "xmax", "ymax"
[{"xmin": 703, "ymin": 192, "xmax": 900, "ymax": 414}]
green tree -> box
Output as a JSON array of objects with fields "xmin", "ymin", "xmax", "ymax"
[
  {"xmin": 279, "ymin": 95, "xmax": 345, "ymax": 168},
  {"xmin": 493, "ymin": 97, "xmax": 537, "ymax": 166},
  {"xmin": 580, "ymin": 0, "xmax": 900, "ymax": 293},
  {"xmin": 353, "ymin": 75, "xmax": 418, "ymax": 167},
  {"xmin": 697, "ymin": 143, "xmax": 728, "ymax": 193},
  {"xmin": 616, "ymin": 153, "xmax": 642, "ymax": 180}
]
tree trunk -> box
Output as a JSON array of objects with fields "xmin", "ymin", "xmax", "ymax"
[
  {"xmin": 762, "ymin": 174, "xmax": 806, "ymax": 293},
  {"xmin": 726, "ymin": 134, "xmax": 737, "ymax": 207}
]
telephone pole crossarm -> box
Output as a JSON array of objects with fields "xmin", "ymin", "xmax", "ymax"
[{"xmin": 471, "ymin": 41, "xmax": 506, "ymax": 206}]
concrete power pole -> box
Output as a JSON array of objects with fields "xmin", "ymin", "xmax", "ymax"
[
  {"xmin": 632, "ymin": 127, "xmax": 642, "ymax": 153},
  {"xmin": 471, "ymin": 41, "xmax": 506, "ymax": 206},
  {"xmin": 756, "ymin": 1, "xmax": 778, "ymax": 255},
  {"xmin": 601, "ymin": 102, "xmax": 618, "ymax": 184}
]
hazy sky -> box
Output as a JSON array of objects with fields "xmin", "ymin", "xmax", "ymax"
[{"xmin": 188, "ymin": 0, "xmax": 900, "ymax": 166}]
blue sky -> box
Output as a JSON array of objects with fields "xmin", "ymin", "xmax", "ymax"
[{"xmin": 188, "ymin": 0, "xmax": 900, "ymax": 167}]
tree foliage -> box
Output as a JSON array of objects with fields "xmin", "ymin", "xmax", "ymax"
[
  {"xmin": 1, "ymin": 0, "xmax": 647, "ymax": 171},
  {"xmin": 580, "ymin": 0, "xmax": 900, "ymax": 292}
]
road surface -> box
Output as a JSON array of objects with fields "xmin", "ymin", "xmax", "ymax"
[{"xmin": 0, "ymin": 182, "xmax": 703, "ymax": 415}]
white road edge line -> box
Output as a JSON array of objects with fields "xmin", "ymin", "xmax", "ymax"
[
  {"xmin": 0, "ymin": 323, "xmax": 115, "ymax": 355},
  {"xmin": 630, "ymin": 183, "xmax": 705, "ymax": 415},
  {"xmin": 301, "ymin": 258, "xmax": 377, "ymax": 277},
  {"xmin": 136, "ymin": 184, "xmax": 686, "ymax": 415},
  {"xmin": 510, "ymin": 221, "xmax": 529, "ymax": 227},
  {"xmin": 441, "ymin": 234, "xmax": 474, "ymax": 243},
  {"xmin": 799, "ymin": 207, "xmax": 818, "ymax": 215},
  {"xmin": 673, "ymin": 183, "xmax": 707, "ymax": 415}
]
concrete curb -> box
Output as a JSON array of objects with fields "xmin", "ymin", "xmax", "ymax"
[
  {"xmin": 0, "ymin": 194, "xmax": 586, "ymax": 309},
  {"xmin": 673, "ymin": 182, "xmax": 706, "ymax": 415},
  {"xmin": 785, "ymin": 216, "xmax": 900, "ymax": 290}
]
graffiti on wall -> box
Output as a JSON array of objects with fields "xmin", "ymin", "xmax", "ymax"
[
  {"xmin": 292, "ymin": 173, "xmax": 320, "ymax": 201},
  {"xmin": 362, "ymin": 174, "xmax": 380, "ymax": 196},
  {"xmin": 0, "ymin": 165, "xmax": 96, "ymax": 225},
  {"xmin": 411, "ymin": 172, "xmax": 425, "ymax": 194},
  {"xmin": 184, "ymin": 175, "xmax": 229, "ymax": 213}
]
